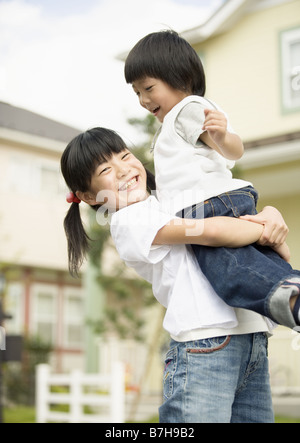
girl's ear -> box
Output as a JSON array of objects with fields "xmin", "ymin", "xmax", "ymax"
[{"xmin": 76, "ymin": 191, "xmax": 97, "ymax": 206}]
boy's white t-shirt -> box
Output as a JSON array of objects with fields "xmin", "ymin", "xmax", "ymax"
[
  {"xmin": 110, "ymin": 196, "xmax": 274, "ymax": 341},
  {"xmin": 152, "ymin": 95, "xmax": 252, "ymax": 215}
]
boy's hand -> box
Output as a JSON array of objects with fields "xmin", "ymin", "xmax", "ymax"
[
  {"xmin": 202, "ymin": 109, "xmax": 227, "ymax": 147},
  {"xmin": 201, "ymin": 109, "xmax": 244, "ymax": 160}
]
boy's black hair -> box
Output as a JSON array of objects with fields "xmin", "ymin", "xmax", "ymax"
[
  {"xmin": 125, "ymin": 30, "xmax": 206, "ymax": 97},
  {"xmin": 61, "ymin": 127, "xmax": 155, "ymax": 277}
]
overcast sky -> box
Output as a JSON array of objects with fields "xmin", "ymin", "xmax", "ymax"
[{"xmin": 0, "ymin": 0, "xmax": 224, "ymax": 144}]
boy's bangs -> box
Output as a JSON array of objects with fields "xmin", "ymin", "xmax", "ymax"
[{"xmin": 125, "ymin": 47, "xmax": 161, "ymax": 85}]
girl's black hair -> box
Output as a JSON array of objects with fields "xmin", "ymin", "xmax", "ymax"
[
  {"xmin": 61, "ymin": 127, "xmax": 156, "ymax": 277},
  {"xmin": 125, "ymin": 30, "xmax": 206, "ymax": 97}
]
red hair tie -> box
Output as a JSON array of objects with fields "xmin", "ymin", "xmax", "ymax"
[{"xmin": 66, "ymin": 192, "xmax": 81, "ymax": 204}]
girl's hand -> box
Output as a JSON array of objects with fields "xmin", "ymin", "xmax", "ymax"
[
  {"xmin": 240, "ymin": 206, "xmax": 289, "ymax": 247},
  {"xmin": 272, "ymin": 242, "xmax": 291, "ymax": 263}
]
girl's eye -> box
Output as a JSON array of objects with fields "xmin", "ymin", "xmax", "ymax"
[
  {"xmin": 99, "ymin": 166, "xmax": 110, "ymax": 175},
  {"xmin": 122, "ymin": 152, "xmax": 131, "ymax": 160},
  {"xmin": 146, "ymin": 86, "xmax": 153, "ymax": 91}
]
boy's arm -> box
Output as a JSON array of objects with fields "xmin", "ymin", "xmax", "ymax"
[
  {"xmin": 200, "ymin": 109, "xmax": 244, "ymax": 160},
  {"xmin": 153, "ymin": 216, "xmax": 264, "ymax": 248}
]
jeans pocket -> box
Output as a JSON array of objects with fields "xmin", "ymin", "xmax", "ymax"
[
  {"xmin": 186, "ymin": 336, "xmax": 231, "ymax": 354},
  {"xmin": 163, "ymin": 346, "xmax": 178, "ymax": 400},
  {"xmin": 217, "ymin": 188, "xmax": 258, "ymax": 218}
]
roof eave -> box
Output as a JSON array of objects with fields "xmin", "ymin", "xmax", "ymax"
[
  {"xmin": 181, "ymin": 0, "xmax": 252, "ymax": 44},
  {"xmin": 0, "ymin": 127, "xmax": 67, "ymax": 155}
]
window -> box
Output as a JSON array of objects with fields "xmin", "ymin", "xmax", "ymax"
[
  {"xmin": 40, "ymin": 166, "xmax": 62, "ymax": 196},
  {"xmin": 31, "ymin": 284, "xmax": 84, "ymax": 349},
  {"xmin": 5, "ymin": 283, "xmax": 23, "ymax": 334},
  {"xmin": 32, "ymin": 284, "xmax": 57, "ymax": 345},
  {"xmin": 63, "ymin": 289, "xmax": 84, "ymax": 349},
  {"xmin": 6, "ymin": 157, "xmax": 65, "ymax": 198},
  {"xmin": 281, "ymin": 27, "xmax": 300, "ymax": 112},
  {"xmin": 6, "ymin": 158, "xmax": 38, "ymax": 195}
]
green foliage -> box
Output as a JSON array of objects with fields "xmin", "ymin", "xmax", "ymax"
[{"xmin": 4, "ymin": 335, "xmax": 53, "ymax": 406}]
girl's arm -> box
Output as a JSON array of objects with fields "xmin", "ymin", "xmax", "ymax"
[
  {"xmin": 153, "ymin": 217, "xmax": 264, "ymax": 248},
  {"xmin": 153, "ymin": 215, "xmax": 291, "ymax": 262}
]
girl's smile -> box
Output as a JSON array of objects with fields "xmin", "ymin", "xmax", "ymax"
[
  {"xmin": 119, "ymin": 175, "xmax": 140, "ymax": 192},
  {"xmin": 77, "ymin": 150, "xmax": 148, "ymax": 211}
]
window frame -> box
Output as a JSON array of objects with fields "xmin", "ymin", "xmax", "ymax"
[{"xmin": 280, "ymin": 26, "xmax": 300, "ymax": 114}]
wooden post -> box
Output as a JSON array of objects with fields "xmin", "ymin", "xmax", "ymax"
[{"xmin": 36, "ymin": 364, "xmax": 50, "ymax": 423}]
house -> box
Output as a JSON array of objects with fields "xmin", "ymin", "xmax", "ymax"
[
  {"xmin": 180, "ymin": 0, "xmax": 300, "ymax": 255},
  {"xmin": 0, "ymin": 101, "xmax": 86, "ymax": 373},
  {"xmin": 181, "ymin": 0, "xmax": 300, "ymax": 400}
]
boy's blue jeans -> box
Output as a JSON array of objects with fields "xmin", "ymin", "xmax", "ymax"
[
  {"xmin": 179, "ymin": 187, "xmax": 300, "ymax": 328},
  {"xmin": 159, "ymin": 333, "xmax": 274, "ymax": 423}
]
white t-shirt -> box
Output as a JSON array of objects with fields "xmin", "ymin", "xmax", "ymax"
[
  {"xmin": 110, "ymin": 196, "xmax": 273, "ymax": 341},
  {"xmin": 152, "ymin": 95, "xmax": 252, "ymax": 215}
]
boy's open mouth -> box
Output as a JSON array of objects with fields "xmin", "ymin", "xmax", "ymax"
[{"xmin": 152, "ymin": 107, "xmax": 160, "ymax": 116}]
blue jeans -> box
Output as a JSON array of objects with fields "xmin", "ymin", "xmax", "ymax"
[
  {"xmin": 159, "ymin": 333, "xmax": 274, "ymax": 423},
  {"xmin": 179, "ymin": 187, "xmax": 300, "ymax": 327}
]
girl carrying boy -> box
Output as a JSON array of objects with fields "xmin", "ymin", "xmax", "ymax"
[
  {"xmin": 62, "ymin": 127, "xmax": 291, "ymax": 422},
  {"xmin": 124, "ymin": 30, "xmax": 300, "ymax": 330}
]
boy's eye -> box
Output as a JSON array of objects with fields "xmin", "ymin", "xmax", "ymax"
[{"xmin": 145, "ymin": 86, "xmax": 153, "ymax": 91}]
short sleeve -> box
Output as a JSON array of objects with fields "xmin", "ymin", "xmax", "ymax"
[
  {"xmin": 175, "ymin": 100, "xmax": 236, "ymax": 147},
  {"xmin": 175, "ymin": 102, "xmax": 207, "ymax": 147},
  {"xmin": 110, "ymin": 197, "xmax": 175, "ymax": 264}
]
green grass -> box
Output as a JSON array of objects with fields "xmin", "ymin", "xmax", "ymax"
[
  {"xmin": 276, "ymin": 416, "xmax": 300, "ymax": 424},
  {"xmin": 4, "ymin": 406, "xmax": 36, "ymax": 423},
  {"xmin": 3, "ymin": 406, "xmax": 300, "ymax": 423}
]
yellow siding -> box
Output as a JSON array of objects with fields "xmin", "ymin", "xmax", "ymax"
[
  {"xmin": 258, "ymin": 194, "xmax": 300, "ymax": 269},
  {"xmin": 240, "ymin": 160, "xmax": 300, "ymax": 268},
  {"xmin": 194, "ymin": 0, "xmax": 300, "ymax": 141}
]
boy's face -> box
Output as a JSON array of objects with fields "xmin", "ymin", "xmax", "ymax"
[{"xmin": 132, "ymin": 77, "xmax": 188, "ymax": 123}]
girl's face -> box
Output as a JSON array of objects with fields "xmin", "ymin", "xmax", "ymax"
[
  {"xmin": 132, "ymin": 77, "xmax": 189, "ymax": 123},
  {"xmin": 78, "ymin": 150, "xmax": 148, "ymax": 211}
]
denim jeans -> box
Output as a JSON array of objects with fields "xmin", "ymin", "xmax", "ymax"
[
  {"xmin": 179, "ymin": 187, "xmax": 300, "ymax": 328},
  {"xmin": 159, "ymin": 333, "xmax": 274, "ymax": 423}
]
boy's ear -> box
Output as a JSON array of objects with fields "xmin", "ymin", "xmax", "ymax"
[{"xmin": 76, "ymin": 191, "xmax": 97, "ymax": 206}]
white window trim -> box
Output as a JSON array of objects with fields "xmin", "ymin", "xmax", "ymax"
[
  {"xmin": 281, "ymin": 27, "xmax": 300, "ymax": 113},
  {"xmin": 63, "ymin": 287, "xmax": 84, "ymax": 349},
  {"xmin": 31, "ymin": 283, "xmax": 58, "ymax": 345}
]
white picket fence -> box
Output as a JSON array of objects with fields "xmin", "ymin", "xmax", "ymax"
[{"xmin": 36, "ymin": 362, "xmax": 125, "ymax": 423}]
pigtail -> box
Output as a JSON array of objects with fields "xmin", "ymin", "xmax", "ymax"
[{"xmin": 64, "ymin": 202, "xmax": 90, "ymax": 277}]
